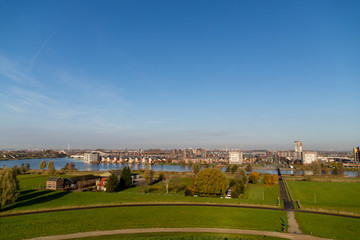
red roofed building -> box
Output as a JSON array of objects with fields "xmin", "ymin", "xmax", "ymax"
[{"xmin": 96, "ymin": 178, "xmax": 108, "ymax": 191}]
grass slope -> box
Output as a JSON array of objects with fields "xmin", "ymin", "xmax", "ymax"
[
  {"xmin": 73, "ymin": 232, "xmax": 284, "ymax": 240},
  {"xmin": 0, "ymin": 206, "xmax": 285, "ymax": 240},
  {"xmin": 287, "ymin": 181, "xmax": 360, "ymax": 214},
  {"xmin": 296, "ymin": 212, "xmax": 360, "ymax": 240},
  {"xmin": 1, "ymin": 175, "xmax": 280, "ymax": 213}
]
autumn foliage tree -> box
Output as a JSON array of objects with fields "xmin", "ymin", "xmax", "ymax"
[
  {"xmin": 196, "ymin": 168, "xmax": 228, "ymax": 197},
  {"xmin": 249, "ymin": 171, "xmax": 260, "ymax": 184},
  {"xmin": 263, "ymin": 174, "xmax": 278, "ymax": 186}
]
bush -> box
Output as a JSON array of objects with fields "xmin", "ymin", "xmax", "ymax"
[
  {"xmin": 184, "ymin": 187, "xmax": 194, "ymax": 196},
  {"xmin": 249, "ymin": 172, "xmax": 260, "ymax": 184}
]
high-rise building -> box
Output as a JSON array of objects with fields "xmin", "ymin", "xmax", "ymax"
[
  {"xmin": 84, "ymin": 152, "xmax": 100, "ymax": 163},
  {"xmin": 354, "ymin": 147, "xmax": 360, "ymax": 162},
  {"xmin": 294, "ymin": 141, "xmax": 303, "ymax": 160},
  {"xmin": 229, "ymin": 151, "xmax": 243, "ymax": 164},
  {"xmin": 302, "ymin": 151, "xmax": 318, "ymax": 164}
]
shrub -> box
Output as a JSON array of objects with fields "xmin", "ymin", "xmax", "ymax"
[{"xmin": 184, "ymin": 187, "xmax": 194, "ymax": 196}]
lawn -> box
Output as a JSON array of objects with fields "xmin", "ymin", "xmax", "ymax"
[
  {"xmin": 73, "ymin": 232, "xmax": 284, "ymax": 240},
  {"xmin": 0, "ymin": 175, "xmax": 280, "ymax": 213},
  {"xmin": 287, "ymin": 180, "xmax": 360, "ymax": 214},
  {"xmin": 0, "ymin": 206, "xmax": 286, "ymax": 240},
  {"xmin": 296, "ymin": 212, "xmax": 360, "ymax": 240}
]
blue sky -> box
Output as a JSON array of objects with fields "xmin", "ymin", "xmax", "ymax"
[{"xmin": 0, "ymin": 0, "xmax": 359, "ymax": 150}]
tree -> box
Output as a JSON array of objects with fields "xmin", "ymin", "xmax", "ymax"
[
  {"xmin": 331, "ymin": 162, "xmax": 344, "ymax": 176},
  {"xmin": 144, "ymin": 165, "xmax": 154, "ymax": 184},
  {"xmin": 321, "ymin": 165, "xmax": 329, "ymax": 175},
  {"xmin": 263, "ymin": 174, "xmax": 278, "ymax": 186},
  {"xmin": 25, "ymin": 163, "xmax": 30, "ymax": 172},
  {"xmin": 169, "ymin": 176, "xmax": 185, "ymax": 194},
  {"xmin": 39, "ymin": 160, "xmax": 46, "ymax": 170},
  {"xmin": 64, "ymin": 162, "xmax": 76, "ymax": 171},
  {"xmin": 162, "ymin": 173, "xmax": 173, "ymax": 194},
  {"xmin": 230, "ymin": 165, "xmax": 238, "ymax": 174},
  {"xmin": 234, "ymin": 168, "xmax": 247, "ymax": 184},
  {"xmin": 105, "ymin": 173, "xmax": 119, "ymax": 192},
  {"xmin": 119, "ymin": 166, "xmax": 132, "ymax": 189},
  {"xmin": 192, "ymin": 164, "xmax": 200, "ymax": 175},
  {"xmin": 311, "ymin": 161, "xmax": 321, "ymax": 176},
  {"xmin": 231, "ymin": 168, "xmax": 247, "ymax": 197},
  {"xmin": 0, "ymin": 168, "xmax": 19, "ymax": 209},
  {"xmin": 196, "ymin": 168, "xmax": 228, "ymax": 197},
  {"xmin": 20, "ymin": 163, "xmax": 26, "ymax": 175},
  {"xmin": 225, "ymin": 165, "xmax": 231, "ymax": 173},
  {"xmin": 249, "ymin": 171, "xmax": 260, "ymax": 184},
  {"xmin": 245, "ymin": 164, "xmax": 253, "ymax": 173},
  {"xmin": 46, "ymin": 160, "xmax": 56, "ymax": 174}
]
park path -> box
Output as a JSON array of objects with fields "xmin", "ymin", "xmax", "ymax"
[
  {"xmin": 287, "ymin": 211, "xmax": 302, "ymax": 234},
  {"xmin": 277, "ymin": 168, "xmax": 302, "ymax": 234},
  {"xmin": 26, "ymin": 227, "xmax": 331, "ymax": 240}
]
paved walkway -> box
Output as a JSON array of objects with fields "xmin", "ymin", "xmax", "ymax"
[
  {"xmin": 287, "ymin": 211, "xmax": 302, "ymax": 234},
  {"xmin": 27, "ymin": 228, "xmax": 331, "ymax": 240}
]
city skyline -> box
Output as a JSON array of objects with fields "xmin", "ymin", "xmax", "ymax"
[{"xmin": 0, "ymin": 1, "xmax": 359, "ymax": 151}]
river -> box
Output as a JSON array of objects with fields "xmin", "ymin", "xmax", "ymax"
[{"xmin": 0, "ymin": 157, "xmax": 358, "ymax": 177}]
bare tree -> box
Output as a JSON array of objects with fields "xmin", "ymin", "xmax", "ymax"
[{"xmin": 162, "ymin": 174, "xmax": 173, "ymax": 194}]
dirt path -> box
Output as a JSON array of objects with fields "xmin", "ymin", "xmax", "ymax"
[
  {"xmin": 287, "ymin": 211, "xmax": 302, "ymax": 234},
  {"xmin": 27, "ymin": 227, "xmax": 331, "ymax": 240}
]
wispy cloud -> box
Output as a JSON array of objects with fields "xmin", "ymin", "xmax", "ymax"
[
  {"xmin": 0, "ymin": 55, "xmax": 41, "ymax": 86},
  {"xmin": 27, "ymin": 32, "xmax": 56, "ymax": 71}
]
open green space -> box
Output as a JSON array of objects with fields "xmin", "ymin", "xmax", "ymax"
[
  {"xmin": 296, "ymin": 212, "xmax": 360, "ymax": 240},
  {"xmin": 0, "ymin": 206, "xmax": 285, "ymax": 240},
  {"xmin": 287, "ymin": 180, "xmax": 360, "ymax": 214},
  {"xmin": 73, "ymin": 232, "xmax": 284, "ymax": 240},
  {"xmin": 1, "ymin": 175, "xmax": 279, "ymax": 213}
]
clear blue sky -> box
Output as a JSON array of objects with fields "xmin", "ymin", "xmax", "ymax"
[{"xmin": 0, "ymin": 0, "xmax": 359, "ymax": 150}]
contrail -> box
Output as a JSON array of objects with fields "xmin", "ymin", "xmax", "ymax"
[{"xmin": 27, "ymin": 32, "xmax": 56, "ymax": 71}]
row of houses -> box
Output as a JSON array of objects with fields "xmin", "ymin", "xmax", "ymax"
[{"xmin": 46, "ymin": 171, "xmax": 139, "ymax": 191}]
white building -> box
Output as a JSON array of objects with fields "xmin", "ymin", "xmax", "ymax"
[
  {"xmin": 302, "ymin": 151, "xmax": 318, "ymax": 164},
  {"xmin": 229, "ymin": 151, "xmax": 243, "ymax": 164},
  {"xmin": 84, "ymin": 152, "xmax": 100, "ymax": 163}
]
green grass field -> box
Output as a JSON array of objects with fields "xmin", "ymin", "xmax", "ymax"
[
  {"xmin": 0, "ymin": 206, "xmax": 285, "ymax": 240},
  {"xmin": 295, "ymin": 212, "xmax": 360, "ymax": 240},
  {"xmin": 1, "ymin": 175, "xmax": 280, "ymax": 213},
  {"xmin": 287, "ymin": 180, "xmax": 360, "ymax": 214}
]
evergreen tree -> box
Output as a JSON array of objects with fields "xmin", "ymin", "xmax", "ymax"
[
  {"xmin": 0, "ymin": 168, "xmax": 19, "ymax": 209},
  {"xmin": 46, "ymin": 160, "xmax": 55, "ymax": 174},
  {"xmin": 119, "ymin": 166, "xmax": 132, "ymax": 189},
  {"xmin": 105, "ymin": 173, "xmax": 119, "ymax": 192},
  {"xmin": 39, "ymin": 160, "xmax": 46, "ymax": 170}
]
